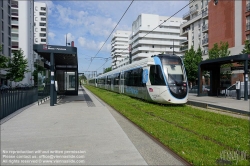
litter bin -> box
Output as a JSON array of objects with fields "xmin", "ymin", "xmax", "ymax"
[{"xmin": 236, "ymin": 81, "xmax": 241, "ymax": 100}]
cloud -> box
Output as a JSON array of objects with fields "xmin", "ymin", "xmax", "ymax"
[
  {"xmin": 77, "ymin": 37, "xmax": 110, "ymax": 52},
  {"xmin": 48, "ymin": 32, "xmax": 55, "ymax": 40}
]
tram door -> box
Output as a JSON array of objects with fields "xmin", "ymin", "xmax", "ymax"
[{"xmin": 120, "ymin": 71, "xmax": 124, "ymax": 93}]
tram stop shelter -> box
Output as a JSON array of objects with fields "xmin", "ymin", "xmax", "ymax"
[
  {"xmin": 198, "ymin": 54, "xmax": 249, "ymax": 101},
  {"xmin": 33, "ymin": 44, "xmax": 78, "ymax": 106}
]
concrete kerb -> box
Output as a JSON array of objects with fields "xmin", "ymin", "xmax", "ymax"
[{"xmin": 187, "ymin": 100, "xmax": 250, "ymax": 116}]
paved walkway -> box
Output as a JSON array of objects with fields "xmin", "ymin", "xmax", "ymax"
[
  {"xmin": 188, "ymin": 93, "xmax": 249, "ymax": 115},
  {"xmin": 0, "ymin": 87, "xmax": 184, "ymax": 165}
]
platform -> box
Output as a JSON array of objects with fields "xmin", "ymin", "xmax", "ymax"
[
  {"xmin": 0, "ymin": 86, "xmax": 185, "ymax": 165},
  {"xmin": 187, "ymin": 93, "xmax": 249, "ymax": 115}
]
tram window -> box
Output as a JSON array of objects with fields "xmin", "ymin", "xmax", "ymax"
[
  {"xmin": 124, "ymin": 68, "xmax": 143, "ymax": 87},
  {"xmin": 114, "ymin": 73, "xmax": 120, "ymax": 85},
  {"xmin": 150, "ymin": 65, "xmax": 165, "ymax": 85}
]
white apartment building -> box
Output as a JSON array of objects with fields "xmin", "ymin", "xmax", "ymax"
[
  {"xmin": 11, "ymin": 0, "xmax": 34, "ymax": 85},
  {"xmin": 111, "ymin": 30, "xmax": 131, "ymax": 69},
  {"xmin": 34, "ymin": 2, "xmax": 48, "ymax": 45},
  {"xmin": 33, "ymin": 2, "xmax": 48, "ymax": 72},
  {"xmin": 128, "ymin": 13, "xmax": 186, "ymax": 63},
  {"xmin": 180, "ymin": 0, "xmax": 209, "ymax": 59}
]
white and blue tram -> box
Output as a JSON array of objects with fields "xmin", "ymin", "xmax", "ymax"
[{"xmin": 88, "ymin": 54, "xmax": 188, "ymax": 104}]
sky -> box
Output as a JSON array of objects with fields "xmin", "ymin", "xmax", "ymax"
[{"xmin": 37, "ymin": 0, "xmax": 189, "ymax": 74}]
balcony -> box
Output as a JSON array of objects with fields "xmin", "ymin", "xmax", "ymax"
[
  {"xmin": 11, "ymin": 28, "xmax": 18, "ymax": 33},
  {"xmin": 247, "ymin": 3, "xmax": 250, "ymax": 12},
  {"xmin": 11, "ymin": 4, "xmax": 18, "ymax": 8},
  {"xmin": 11, "ymin": 45, "xmax": 19, "ymax": 50},
  {"xmin": 190, "ymin": 6, "xmax": 198, "ymax": 15},
  {"xmin": 11, "ymin": 37, "xmax": 18, "ymax": 41},
  {"xmin": 39, "ymin": 33, "xmax": 46, "ymax": 37},
  {"xmin": 180, "ymin": 27, "xmax": 190, "ymax": 37},
  {"xmin": 11, "ymin": 20, "xmax": 18, "ymax": 25},
  {"xmin": 41, "ymin": 7, "xmax": 46, "ymax": 11},
  {"xmin": 183, "ymin": 11, "xmax": 190, "ymax": 20},
  {"xmin": 41, "ymin": 18, "xmax": 46, "ymax": 22},
  {"xmin": 181, "ymin": 40, "xmax": 188, "ymax": 44},
  {"xmin": 180, "ymin": 45, "xmax": 188, "ymax": 51},
  {"xmin": 39, "ymin": 23, "xmax": 46, "ymax": 26},
  {"xmin": 202, "ymin": 37, "xmax": 209, "ymax": 46},
  {"xmin": 11, "ymin": 12, "xmax": 18, "ymax": 17},
  {"xmin": 39, "ymin": 12, "xmax": 46, "ymax": 16},
  {"xmin": 202, "ymin": 24, "xmax": 208, "ymax": 33},
  {"xmin": 202, "ymin": 8, "xmax": 208, "ymax": 18}
]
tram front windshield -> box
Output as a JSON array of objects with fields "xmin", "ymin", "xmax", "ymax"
[{"xmin": 161, "ymin": 57, "xmax": 185, "ymax": 86}]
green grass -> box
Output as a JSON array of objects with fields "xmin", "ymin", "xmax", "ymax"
[{"xmin": 85, "ymin": 85, "xmax": 250, "ymax": 165}]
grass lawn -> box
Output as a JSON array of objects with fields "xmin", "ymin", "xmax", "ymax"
[{"xmin": 84, "ymin": 85, "xmax": 250, "ymax": 165}]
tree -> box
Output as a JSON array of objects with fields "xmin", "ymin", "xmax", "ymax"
[
  {"xmin": 104, "ymin": 67, "xmax": 112, "ymax": 73},
  {"xmin": 208, "ymin": 41, "xmax": 230, "ymax": 59},
  {"xmin": 208, "ymin": 41, "xmax": 231, "ymax": 80},
  {"xmin": 183, "ymin": 46, "xmax": 203, "ymax": 85},
  {"xmin": 240, "ymin": 40, "xmax": 250, "ymax": 67},
  {"xmin": 0, "ymin": 46, "xmax": 9, "ymax": 69},
  {"xmin": 241, "ymin": 40, "xmax": 250, "ymax": 54},
  {"xmin": 6, "ymin": 49, "xmax": 29, "ymax": 82}
]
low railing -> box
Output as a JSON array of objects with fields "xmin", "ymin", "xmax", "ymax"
[{"xmin": 0, "ymin": 87, "xmax": 38, "ymax": 120}]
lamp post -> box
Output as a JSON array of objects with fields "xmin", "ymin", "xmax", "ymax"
[{"xmin": 65, "ymin": 33, "xmax": 70, "ymax": 46}]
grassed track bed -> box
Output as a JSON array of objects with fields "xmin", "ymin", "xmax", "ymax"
[{"xmin": 85, "ymin": 85, "xmax": 250, "ymax": 165}]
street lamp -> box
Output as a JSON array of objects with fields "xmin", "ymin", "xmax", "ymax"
[
  {"xmin": 170, "ymin": 39, "xmax": 174, "ymax": 55},
  {"xmin": 65, "ymin": 33, "xmax": 70, "ymax": 46}
]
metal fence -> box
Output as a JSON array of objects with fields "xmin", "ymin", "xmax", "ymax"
[{"xmin": 0, "ymin": 87, "xmax": 38, "ymax": 120}]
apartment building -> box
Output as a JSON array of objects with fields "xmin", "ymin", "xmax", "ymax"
[
  {"xmin": 111, "ymin": 30, "xmax": 131, "ymax": 69},
  {"xmin": 0, "ymin": 0, "xmax": 11, "ymax": 85},
  {"xmin": 209, "ymin": 0, "xmax": 245, "ymax": 55},
  {"xmin": 10, "ymin": 0, "xmax": 34, "ymax": 85},
  {"xmin": 180, "ymin": 0, "xmax": 209, "ymax": 59},
  {"xmin": 34, "ymin": 2, "xmax": 48, "ymax": 45},
  {"xmin": 129, "ymin": 13, "xmax": 186, "ymax": 62}
]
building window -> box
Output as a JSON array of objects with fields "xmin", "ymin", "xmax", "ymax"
[
  {"xmin": 1, "ymin": 21, "xmax": 3, "ymax": 31},
  {"xmin": 214, "ymin": 0, "xmax": 218, "ymax": 5},
  {"xmin": 247, "ymin": 34, "xmax": 250, "ymax": 40},
  {"xmin": 2, "ymin": 33, "xmax": 4, "ymax": 42},
  {"xmin": 246, "ymin": 16, "xmax": 250, "ymax": 31},
  {"xmin": 8, "ymin": 37, "xmax": 11, "ymax": 46},
  {"xmin": 8, "ymin": 27, "xmax": 10, "ymax": 36},
  {"xmin": 2, "ymin": 10, "xmax": 3, "ymax": 19}
]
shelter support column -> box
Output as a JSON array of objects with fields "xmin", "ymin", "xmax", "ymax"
[
  {"xmin": 244, "ymin": 59, "xmax": 248, "ymax": 101},
  {"xmin": 198, "ymin": 66, "xmax": 202, "ymax": 96},
  {"xmin": 50, "ymin": 53, "xmax": 55, "ymax": 106}
]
